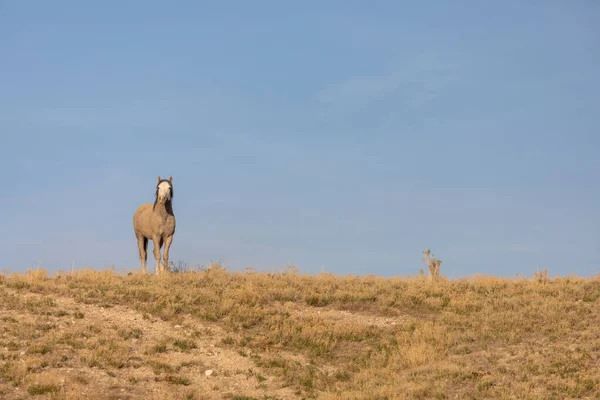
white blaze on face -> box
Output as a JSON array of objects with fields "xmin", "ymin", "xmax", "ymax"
[{"xmin": 157, "ymin": 181, "xmax": 172, "ymax": 201}]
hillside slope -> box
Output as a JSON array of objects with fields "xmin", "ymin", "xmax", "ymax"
[{"xmin": 1, "ymin": 267, "xmax": 599, "ymax": 399}]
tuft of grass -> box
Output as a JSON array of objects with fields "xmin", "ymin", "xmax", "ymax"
[
  {"xmin": 147, "ymin": 343, "xmax": 168, "ymax": 354},
  {"xmin": 173, "ymin": 339, "xmax": 197, "ymax": 352},
  {"xmin": 120, "ymin": 328, "xmax": 143, "ymax": 340},
  {"xmin": 305, "ymin": 296, "xmax": 330, "ymax": 307},
  {"xmin": 150, "ymin": 361, "xmax": 175, "ymax": 375},
  {"xmin": 28, "ymin": 344, "xmax": 52, "ymax": 355},
  {"xmin": 74, "ymin": 375, "xmax": 89, "ymax": 385},
  {"xmin": 27, "ymin": 384, "xmax": 59, "ymax": 395},
  {"xmin": 165, "ymin": 375, "xmax": 191, "ymax": 385},
  {"xmin": 222, "ymin": 336, "xmax": 235, "ymax": 345},
  {"xmin": 239, "ymin": 336, "xmax": 252, "ymax": 346}
]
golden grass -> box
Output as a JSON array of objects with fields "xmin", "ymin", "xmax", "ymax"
[{"xmin": 0, "ymin": 266, "xmax": 599, "ymax": 399}]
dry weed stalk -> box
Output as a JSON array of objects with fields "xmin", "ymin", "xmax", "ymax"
[{"xmin": 422, "ymin": 249, "xmax": 442, "ymax": 281}]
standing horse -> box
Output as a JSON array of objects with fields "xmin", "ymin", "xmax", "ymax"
[{"xmin": 133, "ymin": 176, "xmax": 176, "ymax": 275}]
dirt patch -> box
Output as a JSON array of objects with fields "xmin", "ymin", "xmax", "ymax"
[{"xmin": 291, "ymin": 304, "xmax": 414, "ymax": 330}]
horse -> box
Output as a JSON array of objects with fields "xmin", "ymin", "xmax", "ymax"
[{"xmin": 133, "ymin": 176, "xmax": 176, "ymax": 275}]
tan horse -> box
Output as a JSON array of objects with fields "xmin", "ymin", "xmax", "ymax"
[{"xmin": 133, "ymin": 176, "xmax": 176, "ymax": 275}]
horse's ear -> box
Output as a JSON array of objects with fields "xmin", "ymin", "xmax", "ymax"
[
  {"xmin": 158, "ymin": 176, "xmax": 162, "ymax": 183},
  {"xmin": 169, "ymin": 176, "xmax": 173, "ymax": 183}
]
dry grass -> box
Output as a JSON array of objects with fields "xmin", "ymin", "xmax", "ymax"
[{"xmin": 1, "ymin": 266, "xmax": 599, "ymax": 399}]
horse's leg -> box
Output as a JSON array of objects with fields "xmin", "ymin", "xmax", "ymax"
[
  {"xmin": 142, "ymin": 237, "xmax": 148, "ymax": 274},
  {"xmin": 152, "ymin": 236, "xmax": 162, "ymax": 275},
  {"xmin": 163, "ymin": 235, "xmax": 173, "ymax": 274},
  {"xmin": 137, "ymin": 235, "xmax": 148, "ymax": 274},
  {"xmin": 158, "ymin": 237, "xmax": 165, "ymax": 274}
]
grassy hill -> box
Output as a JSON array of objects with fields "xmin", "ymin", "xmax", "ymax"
[{"xmin": 1, "ymin": 266, "xmax": 599, "ymax": 399}]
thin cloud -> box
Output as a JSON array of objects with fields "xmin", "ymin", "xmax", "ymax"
[
  {"xmin": 317, "ymin": 53, "xmax": 461, "ymax": 110},
  {"xmin": 317, "ymin": 72, "xmax": 404, "ymax": 108},
  {"xmin": 447, "ymin": 244, "xmax": 541, "ymax": 255},
  {"xmin": 506, "ymin": 244, "xmax": 541, "ymax": 254}
]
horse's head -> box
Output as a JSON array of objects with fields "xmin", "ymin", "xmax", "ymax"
[{"xmin": 155, "ymin": 176, "xmax": 174, "ymax": 204}]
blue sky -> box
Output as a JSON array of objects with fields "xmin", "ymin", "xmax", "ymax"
[{"xmin": 1, "ymin": 1, "xmax": 599, "ymax": 278}]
